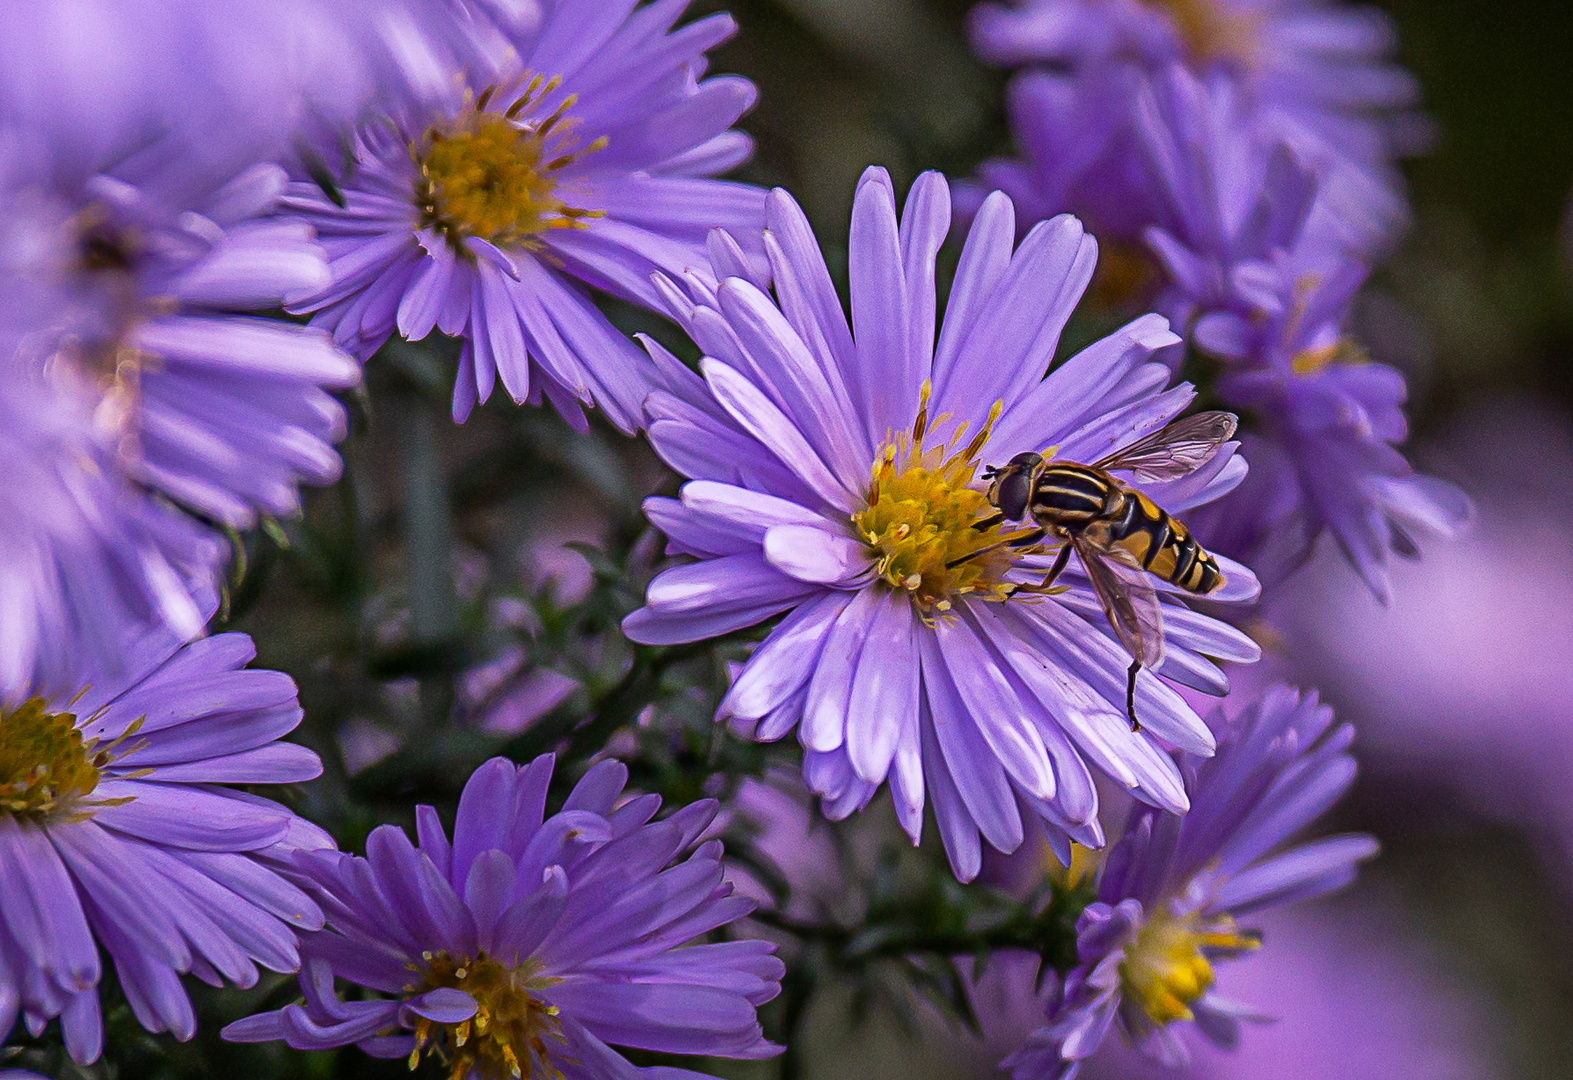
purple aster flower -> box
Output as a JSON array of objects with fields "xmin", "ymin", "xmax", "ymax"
[
  {"xmin": 4, "ymin": 151, "xmax": 361, "ymax": 531},
  {"xmin": 623, "ymin": 169, "xmax": 1262, "ymax": 881},
  {"xmin": 967, "ymin": 0, "xmax": 1423, "ymax": 254},
  {"xmin": 0, "ymin": 359, "xmax": 225, "ymax": 696},
  {"xmin": 223, "ymin": 754, "xmax": 783, "ymax": 1078},
  {"xmin": 967, "ymin": 904, "xmax": 1507, "ymax": 1080},
  {"xmin": 0, "ymin": 620, "xmax": 331, "ymax": 1065},
  {"xmin": 1001, "ymin": 685, "xmax": 1377, "ymax": 1079},
  {"xmin": 1135, "ymin": 72, "xmax": 1471, "ymax": 599},
  {"xmin": 1273, "ymin": 402, "xmax": 1573, "ymax": 879},
  {"xmin": 283, "ymin": 0, "xmax": 768, "ymax": 431}
]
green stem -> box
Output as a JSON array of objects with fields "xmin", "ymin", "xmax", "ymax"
[
  {"xmin": 403, "ymin": 398, "xmax": 459, "ymax": 730},
  {"xmin": 752, "ymin": 881, "xmax": 1093, "ymax": 977}
]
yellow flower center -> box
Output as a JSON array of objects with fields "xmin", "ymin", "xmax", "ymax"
[
  {"xmin": 1119, "ymin": 907, "xmax": 1259, "ymax": 1025},
  {"xmin": 47, "ymin": 204, "xmax": 159, "ymax": 446},
  {"xmin": 1086, "ymin": 240, "xmax": 1162, "ymax": 312},
  {"xmin": 414, "ymin": 77, "xmax": 606, "ymax": 254},
  {"xmin": 1291, "ymin": 338, "xmax": 1369, "ymax": 378},
  {"xmin": 851, "ymin": 386, "xmax": 1038, "ymax": 616},
  {"xmin": 411, "ymin": 952, "xmax": 565, "ymax": 1080},
  {"xmin": 0, "ymin": 698, "xmax": 140, "ymax": 823},
  {"xmin": 1046, "ymin": 842, "xmax": 1104, "ymax": 892},
  {"xmin": 1145, "ymin": 0, "xmax": 1261, "ymax": 67}
]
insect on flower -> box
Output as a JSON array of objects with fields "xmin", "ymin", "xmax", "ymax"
[{"xmin": 966, "ymin": 411, "xmax": 1239, "ymax": 728}]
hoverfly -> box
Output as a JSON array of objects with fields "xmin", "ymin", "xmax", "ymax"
[{"xmin": 963, "ymin": 411, "xmax": 1238, "ymax": 731}]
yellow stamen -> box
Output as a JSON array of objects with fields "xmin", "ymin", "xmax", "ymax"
[
  {"xmin": 1146, "ymin": 0, "xmax": 1262, "ymax": 67},
  {"xmin": 413, "ymin": 952, "xmax": 565, "ymax": 1080},
  {"xmin": 1045, "ymin": 843, "xmax": 1103, "ymax": 891},
  {"xmin": 0, "ymin": 699, "xmax": 143, "ymax": 823},
  {"xmin": 1120, "ymin": 907, "xmax": 1259, "ymax": 1026},
  {"xmin": 851, "ymin": 394, "xmax": 1038, "ymax": 618},
  {"xmin": 1292, "ymin": 338, "xmax": 1369, "ymax": 378},
  {"xmin": 1086, "ymin": 241, "xmax": 1161, "ymax": 311},
  {"xmin": 413, "ymin": 77, "xmax": 605, "ymax": 255}
]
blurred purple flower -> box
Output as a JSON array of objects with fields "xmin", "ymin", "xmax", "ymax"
[
  {"xmin": 1084, "ymin": 903, "xmax": 1507, "ymax": 1080},
  {"xmin": 624, "ymin": 169, "xmax": 1262, "ymax": 880},
  {"xmin": 0, "ymin": 623, "xmax": 331, "ymax": 1064},
  {"xmin": 966, "ymin": 0, "xmax": 1422, "ymax": 254},
  {"xmin": 224, "ymin": 754, "xmax": 783, "ymax": 1076},
  {"xmin": 1003, "ymin": 685, "xmax": 1376, "ymax": 1079},
  {"xmin": 4, "ymin": 156, "xmax": 361, "ymax": 530},
  {"xmin": 0, "ymin": 361, "xmax": 225, "ymax": 696},
  {"xmin": 1276, "ymin": 400, "xmax": 1573, "ymax": 880},
  {"xmin": 970, "ymin": 901, "xmax": 1506, "ymax": 1080},
  {"xmin": 1134, "ymin": 69, "xmax": 1471, "ymax": 598},
  {"xmin": 0, "ymin": 0, "xmax": 495, "ymax": 187},
  {"xmin": 283, "ymin": 0, "xmax": 767, "ymax": 431}
]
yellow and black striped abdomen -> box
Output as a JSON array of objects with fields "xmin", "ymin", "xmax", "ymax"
[{"xmin": 1105, "ymin": 487, "xmax": 1224, "ymax": 594}]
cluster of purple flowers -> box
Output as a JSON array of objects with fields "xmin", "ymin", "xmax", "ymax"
[
  {"xmin": 967, "ymin": 0, "xmax": 1469, "ymax": 597},
  {"xmin": 0, "ymin": 0, "xmax": 1472, "ymax": 1077}
]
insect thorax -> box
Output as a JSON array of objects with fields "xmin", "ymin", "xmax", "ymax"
[{"xmin": 1029, "ymin": 464, "xmax": 1118, "ymax": 530}]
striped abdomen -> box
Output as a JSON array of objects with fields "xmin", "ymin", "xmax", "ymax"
[{"xmin": 1031, "ymin": 465, "xmax": 1225, "ymax": 595}]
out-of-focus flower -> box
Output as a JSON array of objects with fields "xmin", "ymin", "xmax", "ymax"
[
  {"xmin": 224, "ymin": 755, "xmax": 783, "ymax": 1077},
  {"xmin": 0, "ymin": 127, "xmax": 359, "ymax": 678},
  {"xmin": 1136, "ymin": 70, "xmax": 1470, "ymax": 599},
  {"xmin": 1278, "ymin": 400, "xmax": 1573, "ymax": 879},
  {"xmin": 0, "ymin": 0, "xmax": 493, "ymax": 188},
  {"xmin": 1183, "ymin": 253, "xmax": 1468, "ymax": 600},
  {"xmin": 284, "ymin": 0, "xmax": 767, "ymax": 431},
  {"xmin": 1002, "ymin": 685, "xmax": 1376, "ymax": 1079},
  {"xmin": 5, "ymin": 155, "xmax": 360, "ymax": 531},
  {"xmin": 1081, "ymin": 903, "xmax": 1507, "ymax": 1080},
  {"xmin": 625, "ymin": 169, "xmax": 1261, "ymax": 881},
  {"xmin": 0, "ymin": 361, "xmax": 225, "ymax": 696},
  {"xmin": 0, "ymin": 622, "xmax": 331, "ymax": 1064},
  {"xmin": 968, "ymin": 901, "xmax": 1507, "ymax": 1080},
  {"xmin": 966, "ymin": 0, "xmax": 1422, "ymax": 255}
]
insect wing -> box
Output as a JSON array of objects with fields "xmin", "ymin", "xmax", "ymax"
[
  {"xmin": 1073, "ymin": 536, "xmax": 1165, "ymax": 669},
  {"xmin": 1094, "ymin": 411, "xmax": 1238, "ymax": 482}
]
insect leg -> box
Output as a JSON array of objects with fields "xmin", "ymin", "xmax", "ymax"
[
  {"xmin": 1007, "ymin": 540, "xmax": 1071, "ymax": 596},
  {"xmin": 971, "ymin": 512, "xmax": 1006, "ymax": 532},
  {"xmin": 945, "ymin": 527, "xmax": 1046, "ymax": 569},
  {"xmin": 1126, "ymin": 661, "xmax": 1141, "ymax": 732}
]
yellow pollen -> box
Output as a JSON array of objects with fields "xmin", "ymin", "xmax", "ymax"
[
  {"xmin": 1144, "ymin": 0, "xmax": 1262, "ymax": 67},
  {"xmin": 1119, "ymin": 907, "xmax": 1259, "ymax": 1026},
  {"xmin": 412, "ymin": 953, "xmax": 565, "ymax": 1080},
  {"xmin": 413, "ymin": 77, "xmax": 605, "ymax": 254},
  {"xmin": 1045, "ymin": 842, "xmax": 1103, "ymax": 892},
  {"xmin": 0, "ymin": 698, "xmax": 142, "ymax": 823},
  {"xmin": 851, "ymin": 384, "xmax": 1037, "ymax": 617},
  {"xmin": 1291, "ymin": 338, "xmax": 1369, "ymax": 378},
  {"xmin": 1087, "ymin": 241, "xmax": 1161, "ymax": 311}
]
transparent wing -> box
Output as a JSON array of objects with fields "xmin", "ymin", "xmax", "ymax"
[
  {"xmin": 1073, "ymin": 536, "xmax": 1166, "ymax": 668},
  {"xmin": 1094, "ymin": 411, "xmax": 1238, "ymax": 482}
]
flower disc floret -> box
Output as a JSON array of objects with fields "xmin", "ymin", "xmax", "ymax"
[
  {"xmin": 412, "ymin": 953, "xmax": 563, "ymax": 1080},
  {"xmin": 1147, "ymin": 0, "xmax": 1260, "ymax": 67},
  {"xmin": 414, "ymin": 79, "xmax": 605, "ymax": 254},
  {"xmin": 1118, "ymin": 907, "xmax": 1257, "ymax": 1025},
  {"xmin": 0, "ymin": 700, "xmax": 100, "ymax": 820},
  {"xmin": 854, "ymin": 396, "xmax": 1025, "ymax": 613}
]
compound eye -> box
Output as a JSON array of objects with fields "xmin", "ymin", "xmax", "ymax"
[{"xmin": 998, "ymin": 471, "xmax": 1033, "ymax": 520}]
